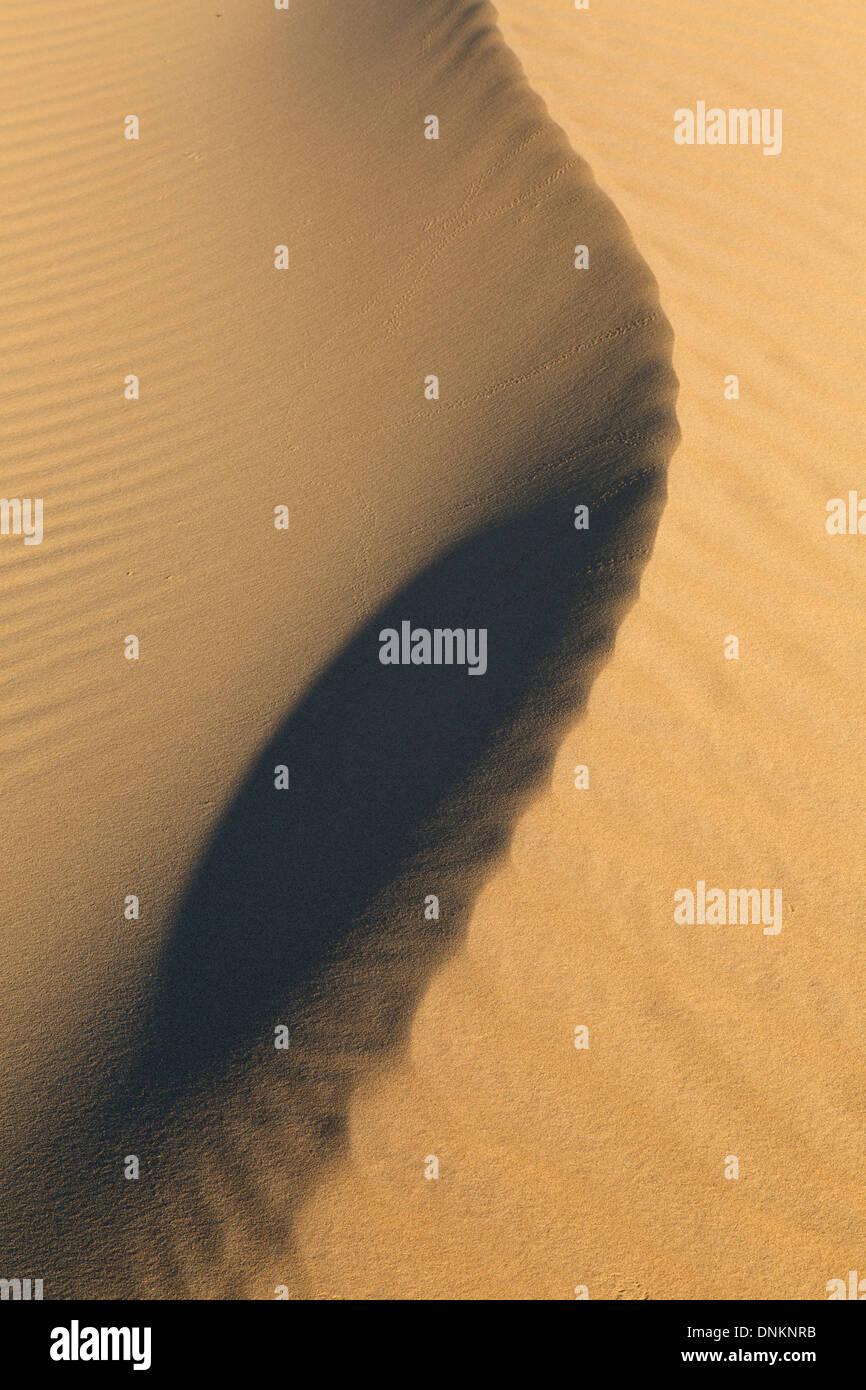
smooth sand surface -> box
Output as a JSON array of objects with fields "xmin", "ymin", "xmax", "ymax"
[{"xmin": 1, "ymin": 0, "xmax": 861, "ymax": 1300}]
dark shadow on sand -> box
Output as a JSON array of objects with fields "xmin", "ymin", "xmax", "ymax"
[
  {"xmin": 5, "ymin": 386, "xmax": 677, "ymax": 1297},
  {"xmin": 108, "ymin": 400, "xmax": 674, "ymax": 1293},
  {"xmin": 142, "ymin": 442, "xmax": 673, "ymax": 1100}
]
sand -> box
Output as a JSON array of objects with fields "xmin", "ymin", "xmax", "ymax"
[
  {"xmin": 0, "ymin": 0, "xmax": 862, "ymax": 1301},
  {"xmin": 292, "ymin": 1, "xmax": 866, "ymax": 1299}
]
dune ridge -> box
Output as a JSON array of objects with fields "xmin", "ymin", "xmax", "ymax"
[
  {"xmin": 0, "ymin": 1, "xmax": 677, "ymax": 1295},
  {"xmin": 292, "ymin": 0, "xmax": 866, "ymax": 1300}
]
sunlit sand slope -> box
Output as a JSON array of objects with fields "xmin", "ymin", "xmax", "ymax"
[{"xmin": 294, "ymin": 0, "xmax": 866, "ymax": 1299}]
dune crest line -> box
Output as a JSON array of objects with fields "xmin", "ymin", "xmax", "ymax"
[{"xmin": 0, "ymin": 0, "xmax": 677, "ymax": 1297}]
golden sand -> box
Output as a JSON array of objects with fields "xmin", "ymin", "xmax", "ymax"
[
  {"xmin": 0, "ymin": 0, "xmax": 861, "ymax": 1300},
  {"xmin": 295, "ymin": 0, "xmax": 866, "ymax": 1299}
]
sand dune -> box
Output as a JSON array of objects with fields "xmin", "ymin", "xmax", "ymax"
[
  {"xmin": 293, "ymin": 0, "xmax": 866, "ymax": 1299},
  {"xmin": 0, "ymin": 1, "xmax": 677, "ymax": 1296},
  {"xmin": 3, "ymin": 0, "xmax": 861, "ymax": 1304}
]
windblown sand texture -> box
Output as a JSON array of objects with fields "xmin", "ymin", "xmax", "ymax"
[{"xmin": 0, "ymin": 0, "xmax": 862, "ymax": 1301}]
